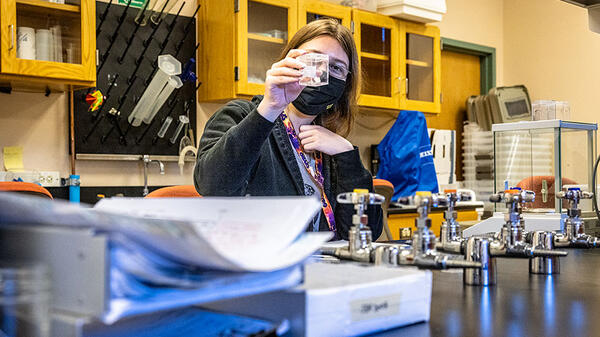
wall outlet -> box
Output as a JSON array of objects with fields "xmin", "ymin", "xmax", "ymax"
[{"xmin": 39, "ymin": 171, "xmax": 61, "ymax": 187}]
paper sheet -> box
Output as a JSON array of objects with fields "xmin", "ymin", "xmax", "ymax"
[
  {"xmin": 3, "ymin": 146, "xmax": 24, "ymax": 172},
  {"xmin": 94, "ymin": 196, "xmax": 331, "ymax": 271}
]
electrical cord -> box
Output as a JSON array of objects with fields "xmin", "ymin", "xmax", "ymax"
[{"xmin": 593, "ymin": 154, "xmax": 600, "ymax": 222}]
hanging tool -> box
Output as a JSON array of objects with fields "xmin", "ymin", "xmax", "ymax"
[
  {"xmin": 98, "ymin": 0, "xmax": 133, "ymax": 74},
  {"xmin": 92, "ymin": 73, "xmax": 119, "ymax": 120},
  {"xmin": 170, "ymin": 115, "xmax": 189, "ymax": 145},
  {"xmin": 145, "ymin": 2, "xmax": 186, "ymax": 85},
  {"xmin": 150, "ymin": 94, "xmax": 181, "ymax": 144},
  {"xmin": 100, "ymin": 76, "xmax": 137, "ymax": 144},
  {"xmin": 127, "ymin": 0, "xmax": 169, "ymax": 85},
  {"xmin": 140, "ymin": 96, "xmax": 180, "ymax": 145},
  {"xmin": 129, "ymin": 55, "xmax": 182, "ymax": 127},
  {"xmin": 134, "ymin": 0, "xmax": 157, "ymax": 26},
  {"xmin": 85, "ymin": 90, "xmax": 104, "ymax": 112},
  {"xmin": 117, "ymin": 0, "xmax": 150, "ymax": 64},
  {"xmin": 83, "ymin": 74, "xmax": 119, "ymax": 142},
  {"xmin": 96, "ymin": 0, "xmax": 114, "ymax": 36},
  {"xmin": 175, "ymin": 4, "xmax": 200, "ymax": 57},
  {"xmin": 151, "ymin": 0, "xmax": 184, "ymax": 25}
]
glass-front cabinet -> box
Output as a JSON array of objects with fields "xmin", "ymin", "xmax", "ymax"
[
  {"xmin": 353, "ymin": 10, "xmax": 399, "ymax": 110},
  {"xmin": 236, "ymin": 0, "xmax": 297, "ymax": 96},
  {"xmin": 199, "ymin": 0, "xmax": 441, "ymax": 114},
  {"xmin": 299, "ymin": 0, "xmax": 351, "ymax": 29},
  {"xmin": 400, "ymin": 21, "xmax": 441, "ymax": 113},
  {"xmin": 0, "ymin": 0, "xmax": 96, "ymax": 89}
]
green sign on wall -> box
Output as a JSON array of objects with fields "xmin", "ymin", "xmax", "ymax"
[{"xmin": 118, "ymin": 0, "xmax": 147, "ymax": 9}]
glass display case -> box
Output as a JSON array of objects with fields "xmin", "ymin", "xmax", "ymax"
[{"xmin": 492, "ymin": 120, "xmax": 598, "ymax": 213}]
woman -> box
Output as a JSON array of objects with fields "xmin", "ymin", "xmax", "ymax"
[{"xmin": 194, "ymin": 19, "xmax": 382, "ymax": 240}]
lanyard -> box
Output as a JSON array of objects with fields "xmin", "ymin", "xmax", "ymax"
[{"xmin": 280, "ymin": 111, "xmax": 337, "ymax": 233}]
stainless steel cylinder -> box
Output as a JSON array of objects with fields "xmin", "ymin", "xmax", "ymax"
[
  {"xmin": 464, "ymin": 237, "xmax": 497, "ymax": 286},
  {"xmin": 373, "ymin": 245, "xmax": 399, "ymax": 266},
  {"xmin": 530, "ymin": 231, "xmax": 560, "ymax": 274}
]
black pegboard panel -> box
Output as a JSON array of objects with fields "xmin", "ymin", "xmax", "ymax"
[{"xmin": 73, "ymin": 1, "xmax": 197, "ymax": 156}]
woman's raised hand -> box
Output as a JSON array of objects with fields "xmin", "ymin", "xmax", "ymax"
[{"xmin": 257, "ymin": 49, "xmax": 307, "ymax": 122}]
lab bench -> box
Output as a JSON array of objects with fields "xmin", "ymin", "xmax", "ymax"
[{"xmin": 377, "ymin": 248, "xmax": 600, "ymax": 337}]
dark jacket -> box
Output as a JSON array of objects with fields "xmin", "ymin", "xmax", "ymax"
[{"xmin": 194, "ymin": 96, "xmax": 382, "ymax": 240}]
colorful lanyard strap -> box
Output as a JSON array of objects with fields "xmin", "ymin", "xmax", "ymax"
[{"xmin": 280, "ymin": 111, "xmax": 337, "ymax": 233}]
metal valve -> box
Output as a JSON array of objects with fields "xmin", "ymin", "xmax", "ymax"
[
  {"xmin": 438, "ymin": 190, "xmax": 472, "ymax": 254},
  {"xmin": 555, "ymin": 188, "xmax": 599, "ymax": 248},
  {"xmin": 322, "ymin": 190, "xmax": 481, "ymax": 270},
  {"xmin": 329, "ymin": 189, "xmax": 385, "ymax": 263}
]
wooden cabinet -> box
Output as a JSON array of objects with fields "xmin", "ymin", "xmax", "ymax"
[
  {"xmin": 236, "ymin": 0, "xmax": 297, "ymax": 96},
  {"xmin": 400, "ymin": 21, "xmax": 441, "ymax": 114},
  {"xmin": 0, "ymin": 0, "xmax": 96, "ymax": 91},
  {"xmin": 353, "ymin": 9, "xmax": 399, "ymax": 110},
  {"xmin": 299, "ymin": 0, "xmax": 351, "ymax": 28},
  {"xmin": 198, "ymin": 0, "xmax": 441, "ymax": 113}
]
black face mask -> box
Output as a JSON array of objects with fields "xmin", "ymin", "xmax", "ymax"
[{"xmin": 291, "ymin": 77, "xmax": 346, "ymax": 116}]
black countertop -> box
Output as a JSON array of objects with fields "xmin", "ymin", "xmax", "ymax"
[{"xmin": 375, "ymin": 249, "xmax": 600, "ymax": 337}]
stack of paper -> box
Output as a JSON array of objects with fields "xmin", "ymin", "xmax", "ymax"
[
  {"xmin": 0, "ymin": 193, "xmax": 331, "ymax": 323},
  {"xmin": 203, "ymin": 262, "xmax": 433, "ymax": 336}
]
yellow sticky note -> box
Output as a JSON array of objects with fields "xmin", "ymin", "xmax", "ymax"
[{"xmin": 3, "ymin": 146, "xmax": 24, "ymax": 172}]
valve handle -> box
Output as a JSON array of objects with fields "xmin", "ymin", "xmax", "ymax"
[{"xmin": 336, "ymin": 190, "xmax": 385, "ymax": 205}]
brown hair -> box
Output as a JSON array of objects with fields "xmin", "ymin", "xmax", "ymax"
[{"xmin": 279, "ymin": 19, "xmax": 360, "ymax": 137}]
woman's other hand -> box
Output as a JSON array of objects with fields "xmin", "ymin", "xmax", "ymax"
[
  {"xmin": 257, "ymin": 49, "xmax": 307, "ymax": 122},
  {"xmin": 298, "ymin": 125, "xmax": 353, "ymax": 156}
]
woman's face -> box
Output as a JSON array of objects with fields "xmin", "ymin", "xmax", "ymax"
[{"xmin": 297, "ymin": 35, "xmax": 350, "ymax": 81}]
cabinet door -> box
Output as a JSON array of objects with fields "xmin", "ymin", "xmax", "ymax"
[
  {"xmin": 353, "ymin": 10, "xmax": 399, "ymax": 110},
  {"xmin": 236, "ymin": 0, "xmax": 297, "ymax": 96},
  {"xmin": 399, "ymin": 21, "xmax": 441, "ymax": 113},
  {"xmin": 0, "ymin": 0, "xmax": 95, "ymax": 85},
  {"xmin": 299, "ymin": 0, "xmax": 351, "ymax": 29}
]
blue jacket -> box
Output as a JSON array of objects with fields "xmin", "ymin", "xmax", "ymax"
[{"xmin": 377, "ymin": 110, "xmax": 438, "ymax": 200}]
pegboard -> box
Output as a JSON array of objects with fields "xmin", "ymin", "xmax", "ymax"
[{"xmin": 73, "ymin": 0, "xmax": 198, "ymax": 157}]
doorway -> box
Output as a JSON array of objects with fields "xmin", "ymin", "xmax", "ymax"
[{"xmin": 425, "ymin": 38, "xmax": 496, "ymax": 182}]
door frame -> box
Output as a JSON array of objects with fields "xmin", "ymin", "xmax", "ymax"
[{"xmin": 441, "ymin": 37, "xmax": 496, "ymax": 94}]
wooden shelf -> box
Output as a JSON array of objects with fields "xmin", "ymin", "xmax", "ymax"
[
  {"xmin": 16, "ymin": 0, "xmax": 80, "ymax": 13},
  {"xmin": 248, "ymin": 33, "xmax": 286, "ymax": 44},
  {"xmin": 406, "ymin": 59, "xmax": 430, "ymax": 67},
  {"xmin": 361, "ymin": 52, "xmax": 390, "ymax": 61}
]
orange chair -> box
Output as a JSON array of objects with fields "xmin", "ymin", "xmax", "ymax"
[
  {"xmin": 145, "ymin": 185, "xmax": 202, "ymax": 198},
  {"xmin": 516, "ymin": 176, "xmax": 577, "ymax": 209},
  {"xmin": 373, "ymin": 178, "xmax": 395, "ymax": 241},
  {"xmin": 0, "ymin": 181, "xmax": 53, "ymax": 199}
]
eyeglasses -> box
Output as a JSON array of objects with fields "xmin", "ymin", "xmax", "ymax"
[{"xmin": 329, "ymin": 62, "xmax": 350, "ymax": 80}]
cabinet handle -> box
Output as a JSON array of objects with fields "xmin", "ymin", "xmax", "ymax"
[
  {"xmin": 405, "ymin": 77, "xmax": 409, "ymax": 96},
  {"xmin": 395, "ymin": 77, "xmax": 402, "ymax": 94},
  {"xmin": 9, "ymin": 25, "xmax": 15, "ymax": 50}
]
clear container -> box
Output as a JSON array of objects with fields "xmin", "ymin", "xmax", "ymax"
[
  {"xmin": 0, "ymin": 263, "xmax": 51, "ymax": 337},
  {"xmin": 297, "ymin": 53, "xmax": 328, "ymax": 87},
  {"xmin": 532, "ymin": 100, "xmax": 571, "ymax": 121},
  {"xmin": 492, "ymin": 120, "xmax": 597, "ymax": 213}
]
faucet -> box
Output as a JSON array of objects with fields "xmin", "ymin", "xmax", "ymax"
[
  {"xmin": 321, "ymin": 190, "xmax": 481, "ymax": 270},
  {"xmin": 142, "ymin": 154, "xmax": 165, "ymax": 196}
]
